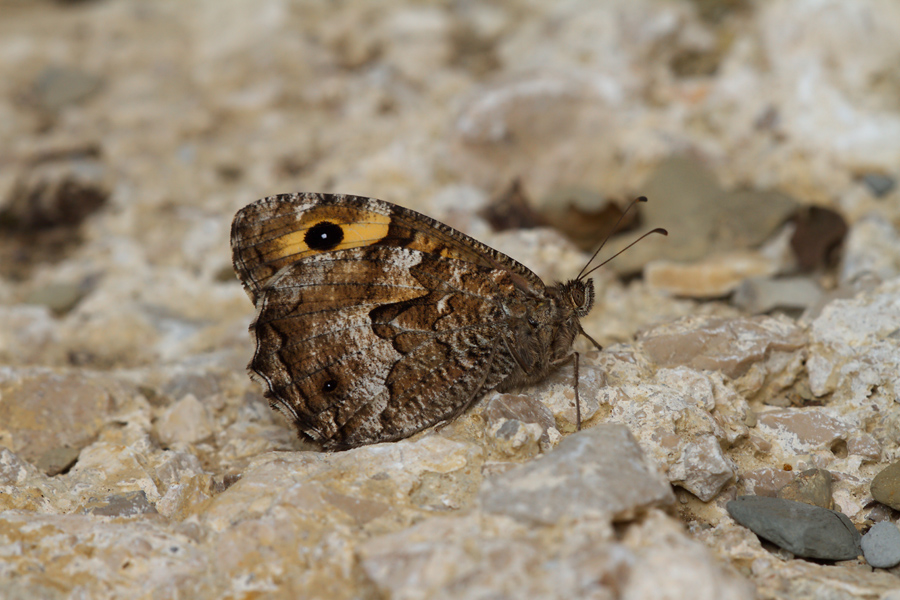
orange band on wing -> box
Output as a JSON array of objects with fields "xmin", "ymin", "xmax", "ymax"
[{"xmin": 268, "ymin": 209, "xmax": 392, "ymax": 262}]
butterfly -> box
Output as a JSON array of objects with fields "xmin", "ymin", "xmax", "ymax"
[{"xmin": 231, "ymin": 192, "xmax": 661, "ymax": 450}]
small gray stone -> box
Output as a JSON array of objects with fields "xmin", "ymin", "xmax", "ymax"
[
  {"xmin": 871, "ymin": 461, "xmax": 900, "ymax": 510},
  {"xmin": 24, "ymin": 281, "xmax": 89, "ymax": 316},
  {"xmin": 726, "ymin": 495, "xmax": 861, "ymax": 560},
  {"xmin": 495, "ymin": 419, "xmax": 520, "ymax": 439},
  {"xmin": 861, "ymin": 521, "xmax": 900, "ymax": 568},
  {"xmin": 81, "ymin": 490, "xmax": 158, "ymax": 517},
  {"xmin": 861, "ymin": 173, "xmax": 896, "ymax": 198},
  {"xmin": 33, "ymin": 66, "xmax": 101, "ymax": 111},
  {"xmin": 776, "ymin": 468, "xmax": 833, "ymax": 509},
  {"xmin": 34, "ymin": 445, "xmax": 81, "ymax": 476},
  {"xmin": 479, "ymin": 424, "xmax": 674, "ymax": 525},
  {"xmin": 732, "ymin": 276, "xmax": 823, "ymax": 315}
]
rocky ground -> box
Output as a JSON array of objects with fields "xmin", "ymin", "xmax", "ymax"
[{"xmin": 2, "ymin": 1, "xmax": 900, "ymax": 598}]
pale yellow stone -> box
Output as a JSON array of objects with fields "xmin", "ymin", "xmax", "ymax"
[{"xmin": 645, "ymin": 252, "xmax": 780, "ymax": 298}]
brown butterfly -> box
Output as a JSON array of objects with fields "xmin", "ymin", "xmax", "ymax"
[{"xmin": 231, "ymin": 192, "xmax": 662, "ymax": 450}]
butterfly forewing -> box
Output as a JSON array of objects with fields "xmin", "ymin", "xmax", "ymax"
[{"xmin": 231, "ymin": 193, "xmax": 545, "ymax": 301}]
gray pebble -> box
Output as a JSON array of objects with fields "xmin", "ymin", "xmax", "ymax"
[
  {"xmin": 861, "ymin": 173, "xmax": 896, "ymax": 198},
  {"xmin": 33, "ymin": 66, "xmax": 101, "ymax": 111},
  {"xmin": 24, "ymin": 281, "xmax": 88, "ymax": 316},
  {"xmin": 732, "ymin": 276, "xmax": 823, "ymax": 315},
  {"xmin": 34, "ymin": 445, "xmax": 81, "ymax": 476},
  {"xmin": 871, "ymin": 460, "xmax": 900, "ymax": 510},
  {"xmin": 81, "ymin": 490, "xmax": 158, "ymax": 517},
  {"xmin": 776, "ymin": 468, "xmax": 833, "ymax": 509},
  {"xmin": 726, "ymin": 495, "xmax": 860, "ymax": 560},
  {"xmin": 495, "ymin": 419, "xmax": 520, "ymax": 439},
  {"xmin": 861, "ymin": 521, "xmax": 900, "ymax": 569}
]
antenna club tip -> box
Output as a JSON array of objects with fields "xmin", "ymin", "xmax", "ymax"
[
  {"xmin": 636, "ymin": 196, "xmax": 648, "ymax": 203},
  {"xmin": 656, "ymin": 228, "xmax": 668, "ymax": 236}
]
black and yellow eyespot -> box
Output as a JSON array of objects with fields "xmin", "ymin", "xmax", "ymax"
[{"xmin": 305, "ymin": 221, "xmax": 344, "ymax": 250}]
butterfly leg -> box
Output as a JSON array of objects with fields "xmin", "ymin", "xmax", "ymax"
[
  {"xmin": 578, "ymin": 326, "xmax": 603, "ymax": 352},
  {"xmin": 547, "ymin": 352, "xmax": 583, "ymax": 431},
  {"xmin": 572, "ymin": 328, "xmax": 602, "ymax": 431},
  {"xmin": 574, "ymin": 352, "xmax": 581, "ymax": 431}
]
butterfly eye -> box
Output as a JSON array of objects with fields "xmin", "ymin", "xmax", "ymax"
[
  {"xmin": 322, "ymin": 379, "xmax": 338, "ymax": 393},
  {"xmin": 571, "ymin": 286, "xmax": 585, "ymax": 307},
  {"xmin": 306, "ymin": 221, "xmax": 344, "ymax": 251}
]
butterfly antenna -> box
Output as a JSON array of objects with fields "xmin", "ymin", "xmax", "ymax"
[
  {"xmin": 577, "ymin": 196, "xmax": 649, "ymax": 280},
  {"xmin": 580, "ymin": 227, "xmax": 668, "ymax": 280}
]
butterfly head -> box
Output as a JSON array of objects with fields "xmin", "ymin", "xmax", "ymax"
[{"xmin": 560, "ymin": 278, "xmax": 595, "ymax": 319}]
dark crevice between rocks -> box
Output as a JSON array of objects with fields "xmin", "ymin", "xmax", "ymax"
[
  {"xmin": 789, "ymin": 206, "xmax": 849, "ymax": 272},
  {"xmin": 830, "ymin": 439, "xmax": 849, "ymax": 459},
  {"xmin": 0, "ymin": 146, "xmax": 109, "ymax": 281}
]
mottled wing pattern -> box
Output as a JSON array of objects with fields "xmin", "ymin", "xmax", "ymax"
[{"xmin": 231, "ymin": 193, "xmax": 538, "ymax": 449}]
